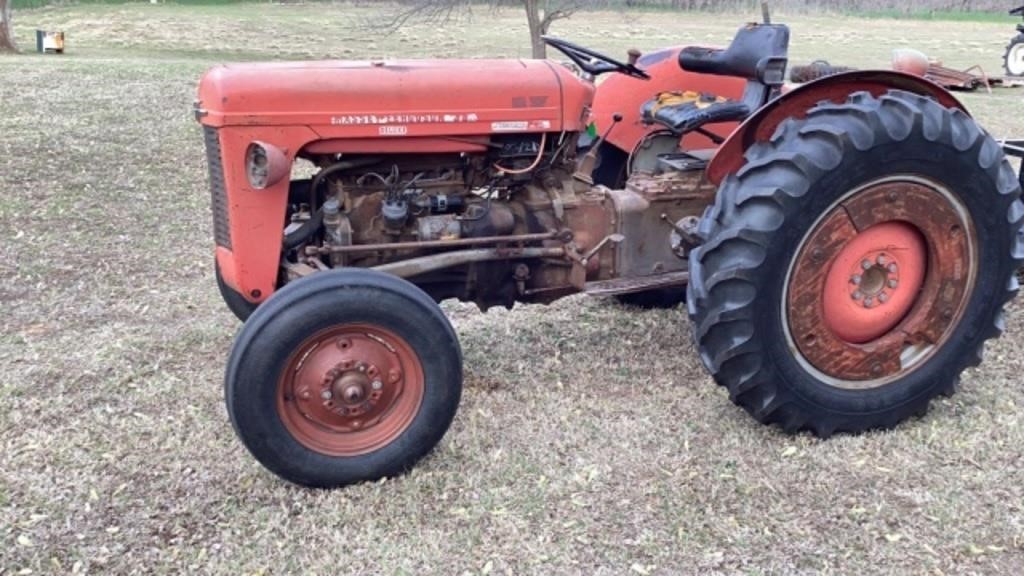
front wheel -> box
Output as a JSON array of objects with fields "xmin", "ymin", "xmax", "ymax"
[
  {"xmin": 688, "ymin": 90, "xmax": 1023, "ymax": 437},
  {"xmin": 225, "ymin": 269, "xmax": 462, "ymax": 487}
]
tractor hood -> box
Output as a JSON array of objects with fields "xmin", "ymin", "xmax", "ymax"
[{"xmin": 196, "ymin": 59, "xmax": 594, "ymax": 135}]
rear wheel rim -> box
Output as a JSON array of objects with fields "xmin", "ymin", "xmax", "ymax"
[
  {"xmin": 784, "ymin": 176, "xmax": 977, "ymax": 389},
  {"xmin": 276, "ymin": 323, "xmax": 425, "ymax": 456}
]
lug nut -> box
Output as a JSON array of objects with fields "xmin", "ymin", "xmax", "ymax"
[
  {"xmin": 321, "ymin": 390, "xmax": 333, "ymax": 400},
  {"xmin": 861, "ymin": 260, "xmax": 872, "ymax": 270},
  {"xmin": 851, "ymin": 275, "xmax": 862, "ymax": 285},
  {"xmin": 371, "ymin": 380, "xmax": 383, "ymax": 390},
  {"xmin": 877, "ymin": 255, "xmax": 888, "ymax": 266},
  {"xmin": 878, "ymin": 292, "xmax": 889, "ymax": 303},
  {"xmin": 888, "ymin": 279, "xmax": 898, "ymax": 289},
  {"xmin": 864, "ymin": 297, "xmax": 874, "ymax": 308},
  {"xmin": 852, "ymin": 291, "xmax": 864, "ymax": 301},
  {"xmin": 888, "ymin": 263, "xmax": 898, "ymax": 273}
]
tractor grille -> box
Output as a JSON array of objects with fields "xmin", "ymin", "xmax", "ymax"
[{"xmin": 203, "ymin": 126, "xmax": 232, "ymax": 249}]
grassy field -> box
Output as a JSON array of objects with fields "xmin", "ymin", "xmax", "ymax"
[{"xmin": 2, "ymin": 3, "xmax": 1024, "ymax": 574}]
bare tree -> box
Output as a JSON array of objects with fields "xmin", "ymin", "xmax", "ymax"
[
  {"xmin": 387, "ymin": 0, "xmax": 581, "ymax": 59},
  {"xmin": 0, "ymin": 0, "xmax": 16, "ymax": 53}
]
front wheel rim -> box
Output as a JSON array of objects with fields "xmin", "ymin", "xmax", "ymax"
[
  {"xmin": 784, "ymin": 177, "xmax": 977, "ymax": 389},
  {"xmin": 276, "ymin": 323, "xmax": 425, "ymax": 456}
]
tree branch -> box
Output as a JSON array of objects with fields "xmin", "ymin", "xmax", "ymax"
[{"xmin": 539, "ymin": 1, "xmax": 581, "ymax": 33}]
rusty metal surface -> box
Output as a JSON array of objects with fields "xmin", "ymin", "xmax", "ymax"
[
  {"xmin": 583, "ymin": 271, "xmax": 689, "ymax": 296},
  {"xmin": 372, "ymin": 247, "xmax": 566, "ymax": 278},
  {"xmin": 606, "ymin": 170, "xmax": 716, "ymax": 281},
  {"xmin": 310, "ymin": 231, "xmax": 562, "ymax": 255},
  {"xmin": 276, "ymin": 323, "xmax": 425, "ymax": 456},
  {"xmin": 787, "ymin": 180, "xmax": 974, "ymax": 383},
  {"xmin": 925, "ymin": 63, "xmax": 997, "ymax": 92}
]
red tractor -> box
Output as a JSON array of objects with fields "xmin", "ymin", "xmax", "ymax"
[{"xmin": 197, "ymin": 16, "xmax": 1024, "ymax": 488}]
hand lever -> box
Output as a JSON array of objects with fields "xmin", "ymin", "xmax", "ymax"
[{"xmin": 574, "ymin": 113, "xmax": 623, "ymax": 185}]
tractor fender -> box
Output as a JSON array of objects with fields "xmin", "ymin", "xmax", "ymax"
[
  {"xmin": 592, "ymin": 47, "xmax": 747, "ymax": 155},
  {"xmin": 707, "ymin": 70, "xmax": 967, "ymax": 185}
]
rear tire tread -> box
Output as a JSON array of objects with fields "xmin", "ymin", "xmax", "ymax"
[{"xmin": 687, "ymin": 90, "xmax": 1024, "ymax": 437}]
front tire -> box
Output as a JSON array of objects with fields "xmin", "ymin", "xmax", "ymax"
[
  {"xmin": 687, "ymin": 90, "xmax": 1023, "ymax": 437},
  {"xmin": 225, "ymin": 269, "xmax": 462, "ymax": 487}
]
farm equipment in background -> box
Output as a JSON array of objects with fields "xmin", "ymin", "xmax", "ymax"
[
  {"xmin": 1007, "ymin": 5, "xmax": 1024, "ymax": 76},
  {"xmin": 197, "ymin": 10, "xmax": 1024, "ymax": 488}
]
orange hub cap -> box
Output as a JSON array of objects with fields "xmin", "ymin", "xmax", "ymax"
[
  {"xmin": 276, "ymin": 324, "xmax": 424, "ymax": 456},
  {"xmin": 822, "ymin": 222, "xmax": 927, "ymax": 343}
]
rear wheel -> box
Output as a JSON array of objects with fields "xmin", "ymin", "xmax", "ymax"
[
  {"xmin": 687, "ymin": 90, "xmax": 1023, "ymax": 436},
  {"xmin": 226, "ymin": 269, "xmax": 462, "ymax": 487}
]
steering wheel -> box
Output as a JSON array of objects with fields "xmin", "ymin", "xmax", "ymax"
[{"xmin": 542, "ymin": 36, "xmax": 651, "ymax": 80}]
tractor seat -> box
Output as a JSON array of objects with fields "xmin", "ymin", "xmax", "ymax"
[
  {"xmin": 640, "ymin": 23, "xmax": 789, "ymax": 136},
  {"xmin": 641, "ymin": 91, "xmax": 750, "ymax": 134}
]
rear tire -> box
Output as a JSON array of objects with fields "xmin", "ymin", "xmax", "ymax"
[
  {"xmin": 225, "ymin": 269, "xmax": 462, "ymax": 487},
  {"xmin": 687, "ymin": 90, "xmax": 1023, "ymax": 437}
]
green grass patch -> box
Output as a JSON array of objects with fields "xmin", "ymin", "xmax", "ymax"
[{"xmin": 855, "ymin": 9, "xmax": 1014, "ymax": 23}]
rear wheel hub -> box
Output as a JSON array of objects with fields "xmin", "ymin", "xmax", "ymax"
[
  {"xmin": 786, "ymin": 178, "xmax": 976, "ymax": 388},
  {"xmin": 822, "ymin": 222, "xmax": 926, "ymax": 343}
]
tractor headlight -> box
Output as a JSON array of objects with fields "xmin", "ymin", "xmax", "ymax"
[{"xmin": 245, "ymin": 141, "xmax": 288, "ymax": 190}]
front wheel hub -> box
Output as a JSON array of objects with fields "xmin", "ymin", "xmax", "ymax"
[{"xmin": 277, "ymin": 324, "xmax": 424, "ymax": 456}]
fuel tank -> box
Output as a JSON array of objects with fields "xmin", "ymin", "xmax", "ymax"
[{"xmin": 196, "ymin": 59, "xmax": 594, "ymax": 138}]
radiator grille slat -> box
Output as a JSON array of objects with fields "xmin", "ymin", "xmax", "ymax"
[{"xmin": 203, "ymin": 126, "xmax": 231, "ymax": 249}]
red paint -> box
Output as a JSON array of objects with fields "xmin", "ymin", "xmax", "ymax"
[
  {"xmin": 303, "ymin": 136, "xmax": 490, "ymax": 155},
  {"xmin": 198, "ymin": 59, "xmax": 592, "ymax": 133},
  {"xmin": 198, "ymin": 59, "xmax": 594, "ymax": 303},
  {"xmin": 591, "ymin": 47, "xmax": 746, "ymax": 154},
  {"xmin": 822, "ymin": 222, "xmax": 926, "ymax": 343},
  {"xmin": 211, "ymin": 125, "xmax": 318, "ymax": 303}
]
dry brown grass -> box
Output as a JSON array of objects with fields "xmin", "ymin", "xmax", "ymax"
[{"xmin": 2, "ymin": 4, "xmax": 1024, "ymax": 575}]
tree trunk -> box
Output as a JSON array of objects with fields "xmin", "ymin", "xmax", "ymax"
[
  {"xmin": 523, "ymin": 0, "xmax": 547, "ymax": 59},
  {"xmin": 0, "ymin": 0, "xmax": 16, "ymax": 53}
]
